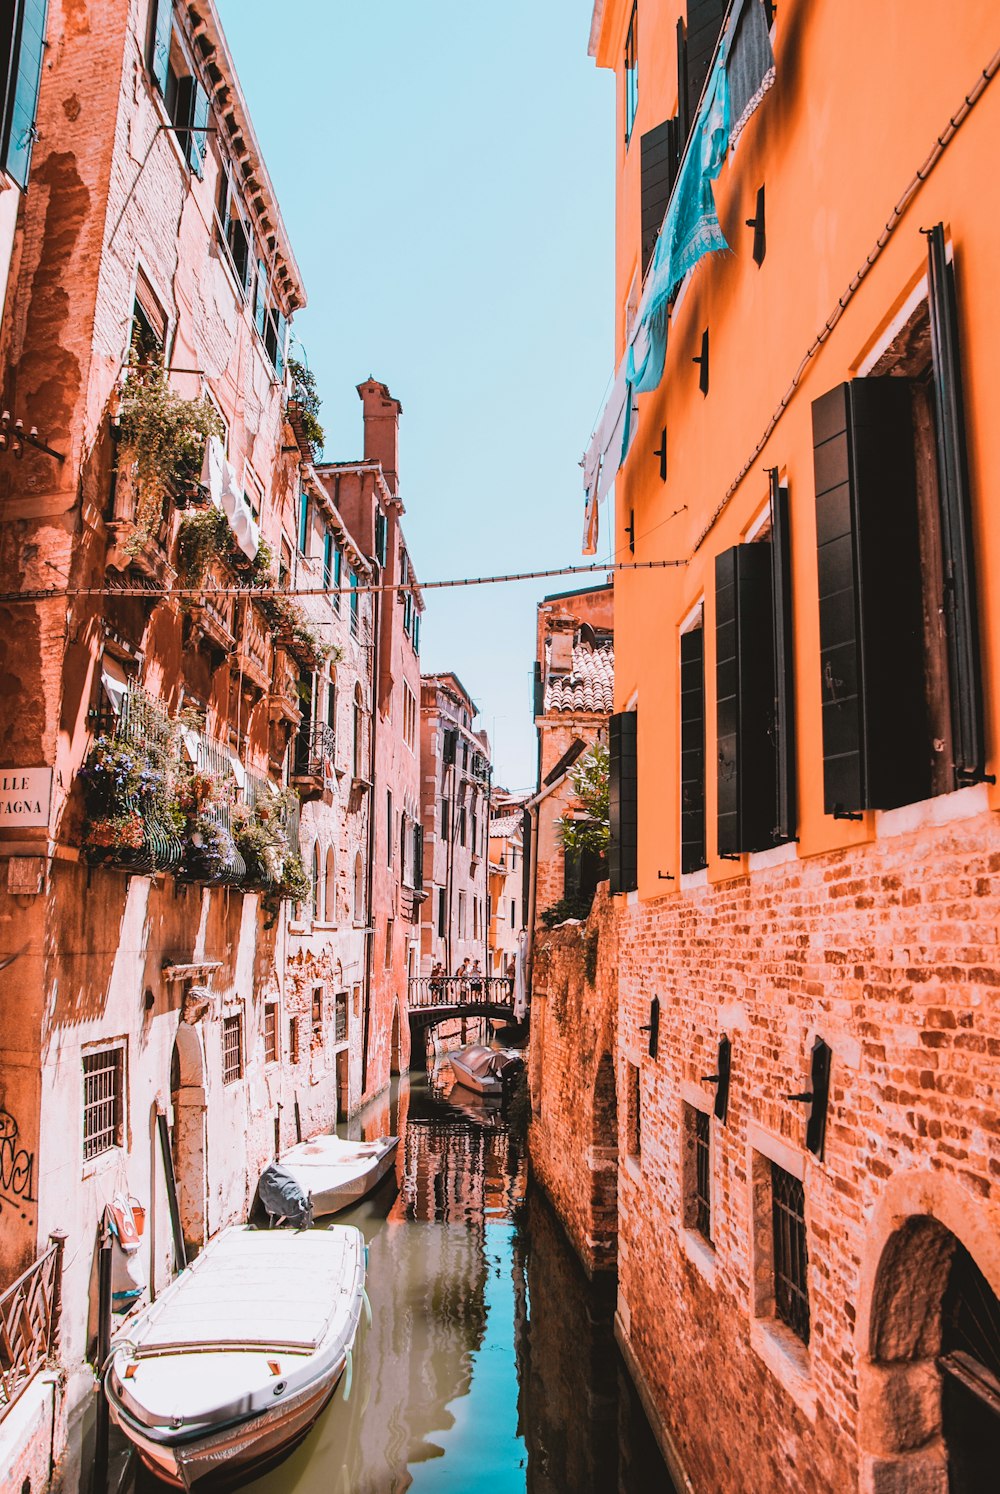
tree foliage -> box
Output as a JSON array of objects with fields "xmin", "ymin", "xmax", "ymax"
[{"xmin": 556, "ymin": 741, "xmax": 610, "ymax": 858}]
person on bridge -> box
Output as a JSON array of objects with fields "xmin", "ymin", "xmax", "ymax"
[
  {"xmin": 469, "ymin": 959, "xmax": 483, "ymax": 994},
  {"xmin": 455, "ymin": 958, "xmax": 470, "ymax": 994},
  {"xmin": 430, "ymin": 962, "xmax": 445, "ymax": 999}
]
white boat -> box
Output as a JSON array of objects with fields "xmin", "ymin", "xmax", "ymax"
[
  {"xmin": 105, "ymin": 1224, "xmax": 366, "ymax": 1489},
  {"xmin": 449, "ymin": 1044, "xmax": 524, "ymax": 1097},
  {"xmin": 278, "ymin": 1132, "xmax": 399, "ymax": 1218}
]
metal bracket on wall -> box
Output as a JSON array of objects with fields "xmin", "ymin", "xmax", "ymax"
[
  {"xmin": 746, "ymin": 184, "xmax": 766, "ymax": 266},
  {"xmin": 653, "ymin": 427, "xmax": 667, "ymax": 481},
  {"xmin": 692, "ymin": 330, "xmax": 709, "ymax": 396}
]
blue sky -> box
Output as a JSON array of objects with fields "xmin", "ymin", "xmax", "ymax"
[{"xmin": 219, "ymin": 0, "xmax": 614, "ymax": 790}]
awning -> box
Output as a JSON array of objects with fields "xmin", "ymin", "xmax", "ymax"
[{"xmin": 100, "ymin": 655, "xmax": 130, "ymax": 717}]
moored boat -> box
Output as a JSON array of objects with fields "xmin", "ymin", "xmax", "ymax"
[
  {"xmin": 449, "ymin": 1044, "xmax": 524, "ymax": 1096},
  {"xmin": 105, "ymin": 1224, "xmax": 366, "ymax": 1489},
  {"xmin": 277, "ymin": 1132, "xmax": 399, "ymax": 1218}
]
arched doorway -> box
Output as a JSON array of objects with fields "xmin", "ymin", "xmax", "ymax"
[
  {"xmin": 390, "ymin": 1000, "xmax": 402, "ymax": 1077},
  {"xmin": 169, "ymin": 1024, "xmax": 208, "ymax": 1256},
  {"xmin": 866, "ymin": 1215, "xmax": 1000, "ymax": 1491}
]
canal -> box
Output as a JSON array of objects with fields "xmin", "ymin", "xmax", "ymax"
[{"xmin": 121, "ymin": 1058, "xmax": 673, "ymax": 1493}]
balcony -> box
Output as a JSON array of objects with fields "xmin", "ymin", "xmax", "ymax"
[
  {"xmin": 82, "ymin": 683, "xmax": 184, "ymax": 874},
  {"xmin": 269, "ymin": 647, "xmax": 302, "ymax": 728},
  {"xmin": 185, "ymin": 562, "xmax": 236, "ymax": 658},
  {"xmin": 291, "ymin": 722, "xmax": 337, "ymax": 797},
  {"xmin": 235, "ymin": 601, "xmax": 273, "ymax": 697}
]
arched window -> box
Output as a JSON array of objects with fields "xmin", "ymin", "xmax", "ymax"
[
  {"xmin": 311, "ymin": 842, "xmax": 321, "ymax": 921},
  {"xmin": 353, "ymin": 853, "xmax": 364, "ymax": 924},
  {"xmin": 324, "ymin": 847, "xmax": 336, "ymax": 923}
]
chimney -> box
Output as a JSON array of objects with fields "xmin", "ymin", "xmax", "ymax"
[{"xmin": 357, "ymin": 377, "xmax": 402, "ymax": 496}]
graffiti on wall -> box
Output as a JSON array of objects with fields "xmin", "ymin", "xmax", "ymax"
[{"xmin": 0, "ymin": 1108, "xmax": 37, "ymax": 1216}]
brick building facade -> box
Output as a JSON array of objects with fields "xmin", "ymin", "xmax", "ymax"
[{"xmin": 535, "ymin": 2, "xmax": 1000, "ymax": 1490}]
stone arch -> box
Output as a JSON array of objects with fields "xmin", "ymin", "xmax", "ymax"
[
  {"xmin": 169, "ymin": 1023, "xmax": 207, "ymax": 1255},
  {"xmin": 859, "ymin": 1180, "xmax": 1000, "ymax": 1493}
]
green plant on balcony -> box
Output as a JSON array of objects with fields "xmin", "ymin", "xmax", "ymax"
[
  {"xmin": 176, "ymin": 511, "xmax": 276, "ymax": 596},
  {"xmin": 232, "ymin": 785, "xmax": 300, "ymax": 891},
  {"xmin": 556, "ymin": 742, "xmax": 610, "ymax": 860},
  {"xmin": 117, "ymin": 365, "xmax": 224, "ymax": 553},
  {"xmin": 261, "ymin": 849, "xmax": 311, "ymax": 929},
  {"xmin": 79, "ymin": 734, "xmax": 184, "ymax": 872},
  {"xmin": 287, "ymin": 357, "xmax": 326, "ymax": 453}
]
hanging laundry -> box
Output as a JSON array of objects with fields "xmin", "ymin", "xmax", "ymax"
[{"xmin": 727, "ymin": 0, "xmax": 776, "ymax": 148}]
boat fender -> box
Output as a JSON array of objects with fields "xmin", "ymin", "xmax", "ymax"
[
  {"xmin": 341, "ymin": 1349, "xmax": 353, "ymax": 1404},
  {"xmin": 362, "ymin": 1287, "xmax": 372, "ymax": 1328}
]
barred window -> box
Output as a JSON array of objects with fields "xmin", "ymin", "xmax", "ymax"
[
  {"xmin": 334, "ymin": 990, "xmax": 348, "ymax": 1044},
  {"xmin": 689, "ymin": 1105, "xmax": 712, "ymax": 1242},
  {"xmin": 222, "ymin": 1013, "xmax": 243, "ymax": 1085},
  {"xmin": 83, "ymin": 1047, "xmax": 124, "ymax": 1161},
  {"xmin": 263, "ymin": 1003, "xmax": 278, "ymax": 1064},
  {"xmin": 772, "ymin": 1162, "xmax": 810, "ymax": 1343},
  {"xmin": 312, "ymin": 986, "xmax": 324, "ymax": 1034}
]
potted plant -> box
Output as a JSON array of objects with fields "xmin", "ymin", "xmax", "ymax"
[
  {"xmin": 116, "ymin": 364, "xmax": 223, "ymax": 554},
  {"xmin": 79, "ymin": 735, "xmax": 184, "ymax": 872}
]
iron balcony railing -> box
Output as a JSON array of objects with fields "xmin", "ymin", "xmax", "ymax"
[
  {"xmin": 408, "ymin": 975, "xmax": 514, "ymax": 1010},
  {"xmin": 0, "ymin": 1232, "xmax": 66, "ymax": 1424},
  {"xmin": 293, "ymin": 722, "xmax": 336, "ymax": 781}
]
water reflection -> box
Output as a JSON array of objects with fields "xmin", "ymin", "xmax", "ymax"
[{"xmin": 145, "ymin": 1062, "xmax": 671, "ymax": 1493}]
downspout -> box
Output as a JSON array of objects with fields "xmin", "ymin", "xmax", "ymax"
[{"xmin": 360, "ymin": 544, "xmax": 379, "ymax": 1097}]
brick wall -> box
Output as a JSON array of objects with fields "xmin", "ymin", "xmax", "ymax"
[
  {"xmin": 529, "ymin": 885, "xmax": 618, "ymax": 1276},
  {"xmin": 530, "ymin": 795, "xmax": 1000, "ymax": 1491}
]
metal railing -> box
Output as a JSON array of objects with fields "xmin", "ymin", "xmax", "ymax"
[
  {"xmin": 293, "ymin": 722, "xmax": 336, "ymax": 780},
  {"xmin": 0, "ymin": 1232, "xmax": 66, "ymax": 1423},
  {"xmin": 408, "ymin": 976, "xmax": 514, "ymax": 1010}
]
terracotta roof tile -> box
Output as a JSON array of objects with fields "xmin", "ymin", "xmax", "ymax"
[{"xmin": 543, "ymin": 642, "xmax": 614, "ymax": 715}]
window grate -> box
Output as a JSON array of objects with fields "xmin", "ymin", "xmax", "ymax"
[
  {"xmin": 83, "ymin": 1048, "xmax": 123, "ymax": 1160},
  {"xmin": 694, "ymin": 1108, "xmax": 712, "ymax": 1241},
  {"xmin": 334, "ymin": 992, "xmax": 348, "ymax": 1045},
  {"xmin": 264, "ymin": 1003, "xmax": 278, "ymax": 1064},
  {"xmin": 772, "ymin": 1162, "xmax": 809, "ymax": 1343},
  {"xmin": 222, "ymin": 1014, "xmax": 243, "ymax": 1085}
]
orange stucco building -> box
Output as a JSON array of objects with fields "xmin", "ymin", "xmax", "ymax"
[{"xmin": 571, "ymin": 1, "xmax": 1000, "ymax": 1489}]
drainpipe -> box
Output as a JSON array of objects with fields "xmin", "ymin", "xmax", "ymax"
[{"xmin": 360, "ymin": 546, "xmax": 379, "ymax": 1098}]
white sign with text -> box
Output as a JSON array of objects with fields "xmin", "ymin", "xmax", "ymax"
[{"xmin": 0, "ymin": 768, "xmax": 53, "ymax": 827}]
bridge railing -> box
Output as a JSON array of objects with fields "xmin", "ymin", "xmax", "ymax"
[
  {"xmin": 0, "ymin": 1231, "xmax": 66, "ymax": 1423},
  {"xmin": 408, "ymin": 976, "xmax": 514, "ymax": 1010}
]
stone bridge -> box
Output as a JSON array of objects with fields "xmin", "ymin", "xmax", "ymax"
[{"xmin": 407, "ymin": 976, "xmax": 516, "ymax": 1051}]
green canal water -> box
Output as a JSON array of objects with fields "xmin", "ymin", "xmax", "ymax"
[{"xmin": 124, "ymin": 1062, "xmax": 674, "ymax": 1493}]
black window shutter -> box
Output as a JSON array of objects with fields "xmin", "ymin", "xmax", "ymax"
[
  {"xmin": 532, "ymin": 661, "xmax": 544, "ymax": 718},
  {"xmin": 640, "ymin": 117, "xmax": 679, "ymax": 276},
  {"xmin": 609, "ymin": 710, "xmax": 638, "ymax": 894},
  {"xmin": 716, "ymin": 544, "xmax": 777, "ymax": 856},
  {"xmin": 413, "ymin": 822, "xmax": 424, "ymax": 891},
  {"xmin": 925, "ymin": 224, "xmax": 986, "ymax": 786},
  {"xmin": 685, "ymin": 0, "xmax": 727, "ymax": 125},
  {"xmin": 149, "ymin": 0, "xmax": 172, "ymax": 97},
  {"xmin": 812, "ymin": 379, "xmax": 928, "ymax": 815},
  {"xmin": 675, "ymin": 18, "xmax": 689, "ymax": 145},
  {"xmin": 443, "ymin": 727, "xmax": 456, "ymax": 767},
  {"xmin": 680, "ymin": 628, "xmax": 706, "ymax": 874},
  {"xmin": 770, "ymin": 473, "xmax": 797, "ymax": 843}
]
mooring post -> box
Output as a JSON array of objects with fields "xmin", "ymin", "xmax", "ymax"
[{"xmin": 93, "ymin": 1212, "xmax": 113, "ymax": 1492}]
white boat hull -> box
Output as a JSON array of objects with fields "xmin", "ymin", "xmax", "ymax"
[
  {"xmin": 449, "ymin": 1045, "xmax": 523, "ymax": 1096},
  {"xmin": 278, "ymin": 1134, "xmax": 399, "ymax": 1217}
]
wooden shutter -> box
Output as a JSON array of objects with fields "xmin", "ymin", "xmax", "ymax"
[
  {"xmin": 716, "ymin": 543, "xmax": 777, "ymax": 856},
  {"xmin": 676, "ymin": 18, "xmax": 689, "ymax": 144},
  {"xmin": 769, "ymin": 474, "xmax": 797, "ymax": 844},
  {"xmin": 812, "ymin": 379, "xmax": 928, "ymax": 815},
  {"xmin": 443, "ymin": 727, "xmax": 456, "ymax": 767},
  {"xmin": 926, "ymin": 224, "xmax": 986, "ymax": 785},
  {"xmin": 3, "ymin": 0, "xmax": 48, "ymax": 189},
  {"xmin": 149, "ymin": 0, "xmax": 172, "ymax": 97},
  {"xmin": 680, "ymin": 627, "xmax": 706, "ymax": 874},
  {"xmin": 685, "ymin": 0, "xmax": 727, "ymax": 123},
  {"xmin": 609, "ymin": 710, "xmax": 638, "ymax": 894},
  {"xmin": 640, "ymin": 117, "xmax": 679, "ymax": 276}
]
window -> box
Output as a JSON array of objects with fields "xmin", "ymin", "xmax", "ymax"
[
  {"xmin": 264, "ymin": 1003, "xmax": 278, "ymax": 1064},
  {"xmin": 82, "ymin": 1046, "xmax": 124, "ymax": 1161},
  {"xmin": 375, "ymin": 510, "xmax": 388, "ymax": 566},
  {"xmin": 0, "ymin": 0, "xmax": 45, "ymax": 190},
  {"xmin": 222, "ymin": 1013, "xmax": 243, "ymax": 1085},
  {"xmin": 331, "ymin": 542, "xmax": 342, "ymax": 611},
  {"xmin": 326, "ymin": 673, "xmax": 336, "ymax": 731},
  {"xmin": 772, "ymin": 1163, "xmax": 809, "ymax": 1343},
  {"xmin": 680, "ymin": 617, "xmax": 706, "ymax": 873},
  {"xmin": 609, "ymin": 711, "xmax": 638, "ymax": 893},
  {"xmin": 130, "ymin": 271, "xmax": 167, "ymax": 367},
  {"xmin": 403, "ymin": 684, "xmax": 416, "ymax": 751},
  {"xmin": 625, "ymin": 1061, "xmax": 641, "ymax": 1159},
  {"xmin": 353, "ymin": 852, "xmax": 364, "ymax": 923},
  {"xmin": 323, "ymin": 530, "xmax": 335, "ymax": 589},
  {"xmin": 440, "ymin": 796, "xmax": 450, "ymax": 840},
  {"xmin": 437, "ymin": 887, "xmax": 446, "ymax": 937},
  {"xmin": 386, "ymin": 791, "xmax": 393, "ymax": 867},
  {"xmin": 289, "ymin": 1015, "xmax": 301, "ymax": 1065},
  {"xmin": 384, "ymin": 918, "xmax": 394, "ymax": 969},
  {"xmin": 624, "ymin": 2, "xmax": 638, "ymax": 146},
  {"xmin": 349, "ymin": 571, "xmax": 360, "ymax": 636},
  {"xmin": 471, "ymin": 809, "xmax": 478, "ymax": 854},
  {"xmin": 457, "ymin": 892, "xmax": 466, "ymax": 939},
  {"xmin": 311, "ymin": 986, "xmax": 324, "ymax": 1035},
  {"xmin": 297, "ymin": 489, "xmax": 309, "ymax": 555},
  {"xmin": 413, "ymin": 821, "xmax": 424, "ymax": 891},
  {"xmin": 334, "ymin": 990, "xmax": 348, "ymax": 1044},
  {"xmin": 458, "ymin": 804, "xmax": 467, "ymax": 847},
  {"xmin": 413, "ymin": 613, "xmax": 420, "ymax": 655},
  {"xmin": 352, "ymin": 685, "xmax": 364, "ymax": 778},
  {"xmin": 311, "ymin": 842, "xmax": 321, "ymax": 921},
  {"xmin": 511, "ymin": 899, "xmax": 516, "ymax": 929},
  {"xmin": 472, "ymin": 899, "xmax": 479, "ymax": 940},
  {"xmin": 684, "ymin": 1104, "xmax": 712, "ymax": 1243},
  {"xmin": 324, "ymin": 847, "xmax": 336, "ymax": 923}
]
